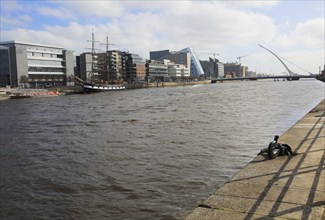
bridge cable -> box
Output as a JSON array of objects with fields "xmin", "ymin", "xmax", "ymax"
[{"xmin": 276, "ymin": 54, "xmax": 314, "ymax": 75}]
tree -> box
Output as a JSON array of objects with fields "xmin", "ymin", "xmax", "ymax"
[
  {"xmin": 20, "ymin": 75, "xmax": 29, "ymax": 88},
  {"xmin": 67, "ymin": 75, "xmax": 74, "ymax": 86}
]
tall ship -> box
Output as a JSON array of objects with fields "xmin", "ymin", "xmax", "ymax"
[{"xmin": 75, "ymin": 32, "xmax": 126, "ymax": 93}]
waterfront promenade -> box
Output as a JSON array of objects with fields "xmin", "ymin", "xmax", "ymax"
[{"xmin": 185, "ymin": 99, "xmax": 325, "ymax": 220}]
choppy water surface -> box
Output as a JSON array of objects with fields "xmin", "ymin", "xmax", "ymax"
[{"xmin": 1, "ymin": 80, "xmax": 324, "ymax": 219}]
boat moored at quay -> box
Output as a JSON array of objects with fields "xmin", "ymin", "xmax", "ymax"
[
  {"xmin": 82, "ymin": 82, "xmax": 126, "ymax": 93},
  {"xmin": 9, "ymin": 91, "xmax": 60, "ymax": 99},
  {"xmin": 75, "ymin": 32, "xmax": 126, "ymax": 94},
  {"xmin": 73, "ymin": 75, "xmax": 126, "ymax": 93}
]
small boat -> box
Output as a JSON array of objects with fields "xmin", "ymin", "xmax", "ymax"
[
  {"xmin": 9, "ymin": 94, "xmax": 32, "ymax": 99},
  {"xmin": 31, "ymin": 91, "xmax": 60, "ymax": 97},
  {"xmin": 10, "ymin": 91, "xmax": 60, "ymax": 99}
]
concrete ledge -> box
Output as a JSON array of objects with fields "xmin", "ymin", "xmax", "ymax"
[{"xmin": 185, "ymin": 100, "xmax": 325, "ymax": 220}]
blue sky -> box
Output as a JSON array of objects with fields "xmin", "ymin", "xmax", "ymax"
[{"xmin": 1, "ymin": 0, "xmax": 324, "ymax": 75}]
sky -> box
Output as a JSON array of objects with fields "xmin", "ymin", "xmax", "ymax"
[{"xmin": 1, "ymin": 0, "xmax": 324, "ymax": 75}]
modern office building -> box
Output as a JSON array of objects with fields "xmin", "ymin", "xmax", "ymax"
[
  {"xmin": 150, "ymin": 49, "xmax": 170, "ymax": 60},
  {"xmin": 124, "ymin": 53, "xmax": 146, "ymax": 82},
  {"xmin": 166, "ymin": 61, "xmax": 190, "ymax": 78},
  {"xmin": 178, "ymin": 47, "xmax": 205, "ymax": 77},
  {"xmin": 150, "ymin": 50, "xmax": 192, "ymax": 76},
  {"xmin": 146, "ymin": 59, "xmax": 189, "ymax": 82},
  {"xmin": 150, "ymin": 47, "xmax": 204, "ymax": 78},
  {"xmin": 217, "ymin": 61, "xmax": 225, "ymax": 78},
  {"xmin": 79, "ymin": 52, "xmax": 93, "ymax": 82},
  {"xmin": 224, "ymin": 62, "xmax": 242, "ymax": 78},
  {"xmin": 146, "ymin": 60, "xmax": 169, "ymax": 82},
  {"xmin": 0, "ymin": 46, "xmax": 10, "ymax": 86},
  {"xmin": 0, "ymin": 41, "xmax": 75, "ymax": 88},
  {"xmin": 241, "ymin": 65, "xmax": 248, "ymax": 77},
  {"xmin": 200, "ymin": 58, "xmax": 224, "ymax": 79}
]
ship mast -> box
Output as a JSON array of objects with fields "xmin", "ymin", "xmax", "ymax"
[
  {"xmin": 91, "ymin": 32, "xmax": 96, "ymax": 82},
  {"xmin": 100, "ymin": 34, "xmax": 115, "ymax": 82},
  {"xmin": 86, "ymin": 30, "xmax": 99, "ymax": 83}
]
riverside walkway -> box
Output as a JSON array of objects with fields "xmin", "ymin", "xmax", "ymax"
[{"xmin": 185, "ymin": 99, "xmax": 325, "ymax": 220}]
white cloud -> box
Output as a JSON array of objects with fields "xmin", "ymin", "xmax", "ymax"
[
  {"xmin": 0, "ymin": 15, "xmax": 32, "ymax": 29},
  {"xmin": 18, "ymin": 14, "xmax": 32, "ymax": 22},
  {"xmin": 1, "ymin": 16, "xmax": 23, "ymax": 28},
  {"xmin": 219, "ymin": 0, "xmax": 279, "ymax": 9},
  {"xmin": 0, "ymin": 1, "xmax": 24, "ymax": 12},
  {"xmin": 276, "ymin": 18, "xmax": 324, "ymax": 49},
  {"xmin": 2, "ymin": 28, "xmax": 66, "ymax": 46},
  {"xmin": 102, "ymin": 1, "xmax": 277, "ymax": 55},
  {"xmin": 38, "ymin": 6, "xmax": 75, "ymax": 20},
  {"xmin": 1, "ymin": 1, "xmax": 277, "ymax": 59},
  {"xmin": 1, "ymin": 1, "xmax": 323, "ymax": 75},
  {"xmin": 62, "ymin": 1, "xmax": 126, "ymax": 17}
]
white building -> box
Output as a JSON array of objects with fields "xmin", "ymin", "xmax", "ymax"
[
  {"xmin": 146, "ymin": 60, "xmax": 169, "ymax": 81},
  {"xmin": 165, "ymin": 60, "xmax": 190, "ymax": 78},
  {"xmin": 0, "ymin": 41, "xmax": 75, "ymax": 88}
]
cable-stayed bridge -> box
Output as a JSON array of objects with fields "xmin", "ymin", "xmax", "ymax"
[
  {"xmin": 211, "ymin": 45, "xmax": 324, "ymax": 83},
  {"xmin": 211, "ymin": 74, "xmax": 317, "ymax": 83}
]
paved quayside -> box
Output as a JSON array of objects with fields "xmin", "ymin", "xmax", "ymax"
[{"xmin": 185, "ymin": 99, "xmax": 325, "ymax": 220}]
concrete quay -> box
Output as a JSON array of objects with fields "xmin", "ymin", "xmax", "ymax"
[{"xmin": 185, "ymin": 99, "xmax": 325, "ymax": 220}]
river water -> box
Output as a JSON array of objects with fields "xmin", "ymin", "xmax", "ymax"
[{"xmin": 0, "ymin": 80, "xmax": 324, "ymax": 219}]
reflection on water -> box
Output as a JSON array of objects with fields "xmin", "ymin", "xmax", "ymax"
[{"xmin": 0, "ymin": 80, "xmax": 324, "ymax": 219}]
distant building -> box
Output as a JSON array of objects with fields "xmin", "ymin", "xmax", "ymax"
[
  {"xmin": 0, "ymin": 46, "xmax": 10, "ymax": 86},
  {"xmin": 0, "ymin": 41, "xmax": 75, "ymax": 88},
  {"xmin": 97, "ymin": 51, "xmax": 126, "ymax": 83},
  {"xmin": 224, "ymin": 62, "xmax": 242, "ymax": 78},
  {"xmin": 245, "ymin": 70, "xmax": 256, "ymax": 77},
  {"xmin": 105, "ymin": 50, "xmax": 124, "ymax": 81},
  {"xmin": 200, "ymin": 58, "xmax": 224, "ymax": 78},
  {"xmin": 241, "ymin": 66, "xmax": 248, "ymax": 77},
  {"xmin": 150, "ymin": 49, "xmax": 192, "ymax": 76},
  {"xmin": 150, "ymin": 49, "xmax": 170, "ymax": 60},
  {"xmin": 150, "ymin": 47, "xmax": 204, "ymax": 78},
  {"xmin": 146, "ymin": 60, "xmax": 168, "ymax": 82},
  {"xmin": 217, "ymin": 61, "xmax": 225, "ymax": 78},
  {"xmin": 79, "ymin": 53, "xmax": 93, "ymax": 81},
  {"xmin": 165, "ymin": 60, "xmax": 190, "ymax": 78},
  {"xmin": 80, "ymin": 50, "xmax": 123, "ymax": 83},
  {"xmin": 79, "ymin": 50, "xmax": 146, "ymax": 83},
  {"xmin": 178, "ymin": 47, "xmax": 205, "ymax": 77},
  {"xmin": 124, "ymin": 53, "xmax": 146, "ymax": 82},
  {"xmin": 146, "ymin": 59, "xmax": 189, "ymax": 82}
]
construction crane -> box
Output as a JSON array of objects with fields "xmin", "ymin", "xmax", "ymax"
[{"xmin": 237, "ymin": 54, "xmax": 249, "ymax": 64}]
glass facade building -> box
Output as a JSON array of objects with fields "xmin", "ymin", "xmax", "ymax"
[{"xmin": 179, "ymin": 47, "xmax": 204, "ymax": 77}]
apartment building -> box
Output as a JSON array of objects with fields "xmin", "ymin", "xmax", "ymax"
[{"xmin": 79, "ymin": 50, "xmax": 146, "ymax": 83}]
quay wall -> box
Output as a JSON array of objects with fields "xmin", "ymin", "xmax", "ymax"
[
  {"xmin": 0, "ymin": 81, "xmax": 211, "ymax": 99},
  {"xmin": 185, "ymin": 99, "xmax": 325, "ymax": 220},
  {"xmin": 126, "ymin": 80, "xmax": 211, "ymax": 89}
]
